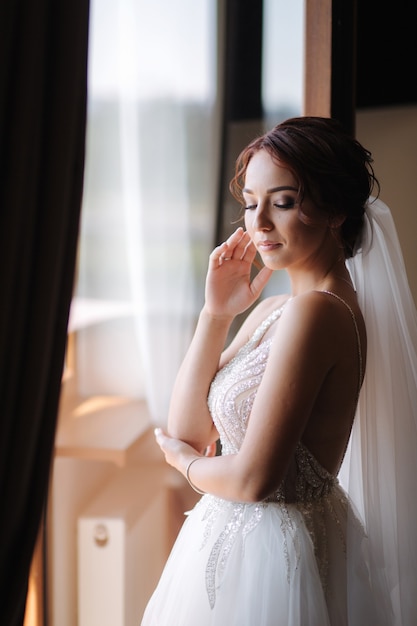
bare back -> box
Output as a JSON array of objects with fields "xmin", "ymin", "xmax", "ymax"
[{"xmin": 213, "ymin": 289, "xmax": 366, "ymax": 486}]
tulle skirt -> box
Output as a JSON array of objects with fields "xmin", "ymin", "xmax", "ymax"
[{"xmin": 141, "ymin": 487, "xmax": 389, "ymax": 626}]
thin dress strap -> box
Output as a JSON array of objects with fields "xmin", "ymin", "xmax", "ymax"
[{"xmin": 321, "ymin": 290, "xmax": 363, "ymax": 398}]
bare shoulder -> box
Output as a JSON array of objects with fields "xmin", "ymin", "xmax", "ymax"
[
  {"xmin": 284, "ymin": 290, "xmax": 362, "ymax": 323},
  {"xmin": 279, "ymin": 289, "xmax": 366, "ymax": 355}
]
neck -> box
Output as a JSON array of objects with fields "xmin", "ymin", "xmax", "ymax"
[{"xmin": 288, "ymin": 258, "xmax": 353, "ymax": 297}]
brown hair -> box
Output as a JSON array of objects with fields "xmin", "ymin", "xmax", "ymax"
[{"xmin": 229, "ymin": 116, "xmax": 379, "ymax": 258}]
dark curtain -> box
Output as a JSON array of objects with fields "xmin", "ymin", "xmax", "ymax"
[{"xmin": 0, "ymin": 1, "xmax": 89, "ymax": 624}]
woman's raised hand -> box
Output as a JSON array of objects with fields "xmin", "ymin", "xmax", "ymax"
[{"xmin": 204, "ymin": 228, "xmax": 273, "ymax": 319}]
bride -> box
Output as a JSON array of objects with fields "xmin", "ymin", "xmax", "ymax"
[{"xmin": 141, "ymin": 117, "xmax": 417, "ymax": 625}]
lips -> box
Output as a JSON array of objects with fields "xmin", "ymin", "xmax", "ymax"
[{"xmin": 257, "ymin": 241, "xmax": 282, "ymax": 252}]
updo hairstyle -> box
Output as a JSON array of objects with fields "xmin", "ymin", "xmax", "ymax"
[{"xmin": 229, "ymin": 116, "xmax": 379, "ymax": 258}]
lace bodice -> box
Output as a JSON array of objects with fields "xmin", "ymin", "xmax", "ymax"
[{"xmin": 207, "ymin": 300, "xmax": 337, "ymax": 504}]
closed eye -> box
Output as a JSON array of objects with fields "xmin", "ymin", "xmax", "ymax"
[
  {"xmin": 273, "ymin": 201, "xmax": 296, "ymax": 209},
  {"xmin": 244, "ymin": 199, "xmax": 297, "ymax": 211}
]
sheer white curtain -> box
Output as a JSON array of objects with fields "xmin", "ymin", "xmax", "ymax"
[{"xmin": 75, "ymin": 0, "xmax": 218, "ymax": 424}]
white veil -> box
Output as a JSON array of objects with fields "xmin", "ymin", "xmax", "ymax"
[{"xmin": 341, "ymin": 197, "xmax": 417, "ymax": 624}]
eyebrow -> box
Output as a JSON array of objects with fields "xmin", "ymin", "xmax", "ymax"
[{"xmin": 242, "ymin": 185, "xmax": 298, "ymax": 194}]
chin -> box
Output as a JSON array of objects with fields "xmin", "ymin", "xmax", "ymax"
[{"xmin": 258, "ymin": 255, "xmax": 284, "ymax": 271}]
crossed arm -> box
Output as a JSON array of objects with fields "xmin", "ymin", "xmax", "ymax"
[{"xmin": 155, "ymin": 229, "xmax": 339, "ymax": 502}]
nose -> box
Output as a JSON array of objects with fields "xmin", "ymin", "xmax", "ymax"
[{"xmin": 251, "ymin": 202, "xmax": 273, "ymax": 231}]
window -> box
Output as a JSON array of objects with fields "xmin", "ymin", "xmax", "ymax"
[{"xmin": 74, "ymin": 0, "xmax": 218, "ymax": 419}]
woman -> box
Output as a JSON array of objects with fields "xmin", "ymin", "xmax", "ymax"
[{"xmin": 141, "ymin": 117, "xmax": 417, "ymax": 625}]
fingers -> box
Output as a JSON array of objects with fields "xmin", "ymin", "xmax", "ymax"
[
  {"xmin": 204, "ymin": 442, "xmax": 217, "ymax": 457},
  {"xmin": 250, "ymin": 265, "xmax": 273, "ymax": 298},
  {"xmin": 211, "ymin": 228, "xmax": 256, "ymax": 266},
  {"xmin": 154, "ymin": 427, "xmax": 166, "ymax": 449},
  {"xmin": 154, "ymin": 428, "xmax": 178, "ymax": 465}
]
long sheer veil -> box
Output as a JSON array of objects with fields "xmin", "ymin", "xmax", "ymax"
[{"xmin": 340, "ymin": 197, "xmax": 417, "ymax": 624}]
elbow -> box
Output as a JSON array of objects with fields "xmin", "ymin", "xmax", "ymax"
[
  {"xmin": 167, "ymin": 426, "xmax": 218, "ymax": 456},
  {"xmin": 234, "ymin": 470, "xmax": 276, "ymax": 503},
  {"xmin": 241, "ymin": 483, "xmax": 273, "ymax": 503}
]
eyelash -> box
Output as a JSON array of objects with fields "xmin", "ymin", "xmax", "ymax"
[{"xmin": 244, "ymin": 201, "xmax": 296, "ymax": 211}]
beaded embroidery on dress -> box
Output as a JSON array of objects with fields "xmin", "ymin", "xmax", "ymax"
[{"xmin": 141, "ymin": 298, "xmax": 388, "ymax": 626}]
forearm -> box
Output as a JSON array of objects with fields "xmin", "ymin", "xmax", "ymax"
[
  {"xmin": 167, "ymin": 307, "xmax": 233, "ymax": 449},
  {"xmin": 181, "ymin": 451, "xmax": 267, "ymax": 503},
  {"xmin": 159, "ymin": 435, "xmax": 257, "ymax": 502},
  {"xmin": 155, "ymin": 415, "xmax": 285, "ymax": 503},
  {"xmin": 185, "ymin": 453, "xmax": 248, "ymax": 501}
]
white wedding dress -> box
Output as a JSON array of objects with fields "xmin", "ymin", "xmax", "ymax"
[{"xmin": 141, "ymin": 298, "xmax": 389, "ymax": 625}]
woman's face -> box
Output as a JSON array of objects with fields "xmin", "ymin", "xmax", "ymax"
[{"xmin": 243, "ymin": 149, "xmax": 330, "ymax": 272}]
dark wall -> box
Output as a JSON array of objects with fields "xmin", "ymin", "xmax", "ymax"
[{"xmin": 356, "ymin": 1, "xmax": 417, "ymax": 108}]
